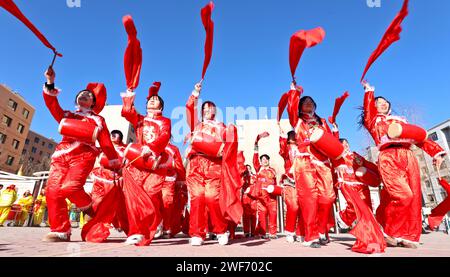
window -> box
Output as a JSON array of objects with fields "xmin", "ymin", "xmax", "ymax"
[
  {"xmin": 34, "ymin": 137, "xmax": 40, "ymax": 143},
  {"xmin": 48, "ymin": 143, "xmax": 53, "ymax": 150},
  {"xmin": 425, "ymin": 180, "xmax": 432, "ymax": 189},
  {"xmin": 25, "ymin": 139, "xmax": 29, "ymax": 145},
  {"xmin": 47, "ymin": 153, "xmax": 51, "ymax": 158},
  {"xmin": 0, "ymin": 132, "xmax": 6, "ymax": 144},
  {"xmin": 427, "ymin": 195, "xmax": 436, "ymax": 203},
  {"xmin": 31, "ymin": 147, "xmax": 37, "ymax": 153},
  {"xmin": 29, "ymin": 157, "xmax": 34, "ymax": 162},
  {"xmin": 2, "ymin": 115, "xmax": 12, "ymax": 127},
  {"xmin": 42, "ymin": 141, "xmax": 45, "ymax": 147},
  {"xmin": 22, "ymin": 149, "xmax": 27, "ymax": 155},
  {"xmin": 12, "ymin": 139, "xmax": 20, "ymax": 149},
  {"xmin": 8, "ymin": 99, "xmax": 17, "ymax": 111},
  {"xmin": 39, "ymin": 151, "xmax": 43, "ymax": 156},
  {"xmin": 17, "ymin": 123, "xmax": 25, "ymax": 134},
  {"xmin": 428, "ymin": 132, "xmax": 438, "ymax": 141},
  {"xmin": 22, "ymin": 108, "xmax": 30, "ymax": 119},
  {"xmin": 6, "ymin": 156, "xmax": 14, "ymax": 166}
]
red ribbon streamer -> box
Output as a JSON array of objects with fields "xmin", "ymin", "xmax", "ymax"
[
  {"xmin": 201, "ymin": 1, "xmax": 214, "ymax": 79},
  {"xmin": 277, "ymin": 88, "xmax": 302, "ymax": 127},
  {"xmin": 328, "ymin": 91, "xmax": 349, "ymax": 124},
  {"xmin": 360, "ymin": 0, "xmax": 409, "ymax": 81},
  {"xmin": 123, "ymin": 15, "xmax": 142, "ymax": 91},
  {"xmin": 0, "ymin": 0, "xmax": 62, "ymax": 56},
  {"xmin": 289, "ymin": 27, "xmax": 325, "ymax": 79}
]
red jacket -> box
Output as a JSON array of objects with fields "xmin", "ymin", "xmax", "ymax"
[
  {"xmin": 294, "ymin": 114, "xmax": 338, "ymax": 163},
  {"xmin": 185, "ymin": 93, "xmax": 226, "ymax": 158},
  {"xmin": 121, "ymin": 92, "xmax": 171, "ymax": 156},
  {"xmin": 158, "ymin": 143, "xmax": 186, "ymax": 182},
  {"xmin": 364, "ymin": 90, "xmax": 444, "ymax": 158},
  {"xmin": 43, "ymin": 87, "xmax": 118, "ymax": 161},
  {"xmin": 253, "ymin": 152, "xmax": 277, "ymax": 197}
]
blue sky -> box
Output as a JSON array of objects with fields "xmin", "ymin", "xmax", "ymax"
[{"xmin": 1, "ymin": 0, "xmax": 449, "ymax": 153}]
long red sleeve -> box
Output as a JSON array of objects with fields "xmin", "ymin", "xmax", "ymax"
[
  {"xmin": 147, "ymin": 117, "xmax": 171, "ymax": 155},
  {"xmin": 96, "ymin": 117, "xmax": 119, "ymax": 161},
  {"xmin": 279, "ymin": 137, "xmax": 288, "ymax": 160},
  {"xmin": 417, "ymin": 139, "xmax": 445, "ymax": 158},
  {"xmin": 43, "ymin": 89, "xmax": 66, "ymax": 123},
  {"xmin": 363, "ymin": 90, "xmax": 377, "ymax": 129},
  {"xmin": 253, "ymin": 151, "xmax": 261, "ymax": 173},
  {"xmin": 186, "ymin": 94, "xmax": 199, "ymax": 133},
  {"xmin": 121, "ymin": 93, "xmax": 142, "ymax": 127}
]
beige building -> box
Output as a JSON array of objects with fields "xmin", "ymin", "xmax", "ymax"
[
  {"xmin": 99, "ymin": 105, "xmax": 136, "ymax": 144},
  {"xmin": 20, "ymin": 130, "xmax": 57, "ymax": 176},
  {"xmin": 0, "ymin": 84, "xmax": 35, "ymax": 174}
]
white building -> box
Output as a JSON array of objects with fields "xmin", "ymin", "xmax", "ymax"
[{"xmin": 99, "ymin": 105, "xmax": 136, "ymax": 144}]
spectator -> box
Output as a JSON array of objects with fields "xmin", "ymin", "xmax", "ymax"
[{"xmin": 0, "ymin": 185, "xmax": 18, "ymax": 226}]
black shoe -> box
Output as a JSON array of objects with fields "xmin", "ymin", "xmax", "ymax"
[
  {"xmin": 310, "ymin": 242, "xmax": 321, "ymax": 248},
  {"xmin": 269, "ymin": 235, "xmax": 278, "ymax": 240}
]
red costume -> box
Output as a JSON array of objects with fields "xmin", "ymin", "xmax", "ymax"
[
  {"xmin": 363, "ymin": 87, "xmax": 445, "ymax": 244},
  {"xmin": 158, "ymin": 142, "xmax": 186, "ymax": 237},
  {"xmin": 43, "ymin": 84, "xmax": 118, "ymax": 238},
  {"xmin": 242, "ymin": 171, "xmax": 257, "ymax": 236},
  {"xmin": 185, "ymin": 92, "xmax": 228, "ymax": 240},
  {"xmin": 120, "ymin": 90, "xmax": 171, "ymax": 245},
  {"xmin": 279, "ymin": 135, "xmax": 305, "ymax": 238},
  {"xmin": 81, "ymin": 142, "xmax": 129, "ymax": 242},
  {"xmin": 252, "ymin": 152, "xmax": 278, "ymax": 237},
  {"xmin": 292, "ymin": 114, "xmax": 337, "ymax": 244},
  {"xmin": 333, "ymin": 149, "xmax": 386, "ymax": 253},
  {"xmin": 336, "ymin": 151, "xmax": 376, "ymax": 226}
]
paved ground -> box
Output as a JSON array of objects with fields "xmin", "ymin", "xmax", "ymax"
[{"xmin": 0, "ymin": 227, "xmax": 449, "ymax": 257}]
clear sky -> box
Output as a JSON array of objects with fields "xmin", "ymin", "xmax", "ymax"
[{"xmin": 1, "ymin": 0, "xmax": 449, "ymax": 153}]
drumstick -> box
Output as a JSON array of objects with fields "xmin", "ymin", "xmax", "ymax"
[
  {"xmin": 50, "ymin": 51, "xmax": 58, "ymax": 68},
  {"xmin": 123, "ymin": 154, "xmax": 144, "ymax": 169}
]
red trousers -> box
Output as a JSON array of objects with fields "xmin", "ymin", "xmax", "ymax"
[
  {"xmin": 339, "ymin": 184, "xmax": 372, "ymax": 227},
  {"xmin": 294, "ymin": 157, "xmax": 335, "ymax": 242},
  {"xmin": 284, "ymin": 186, "xmax": 305, "ymax": 236},
  {"xmin": 378, "ymin": 147, "xmax": 422, "ymax": 242},
  {"xmin": 242, "ymin": 194, "xmax": 257, "ymax": 235},
  {"xmin": 46, "ymin": 150, "xmax": 96, "ymax": 234},
  {"xmin": 186, "ymin": 155, "xmax": 228, "ymax": 239},
  {"xmin": 255, "ymin": 192, "xmax": 278, "ymax": 236},
  {"xmin": 161, "ymin": 180, "xmax": 176, "ymax": 232},
  {"xmin": 170, "ymin": 182, "xmax": 189, "ymax": 236}
]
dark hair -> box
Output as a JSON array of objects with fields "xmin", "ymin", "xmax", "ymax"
[
  {"xmin": 339, "ymin": 138, "xmax": 348, "ymax": 144},
  {"xmin": 111, "ymin": 130, "xmax": 124, "ymax": 141},
  {"xmin": 75, "ymin": 89, "xmax": 96, "ymax": 108},
  {"xmin": 260, "ymin": 154, "xmax": 270, "ymax": 161},
  {"xmin": 287, "ymin": 130, "xmax": 296, "ymax": 142},
  {"xmin": 201, "ymin": 101, "xmax": 216, "ymax": 120},
  {"xmin": 298, "ymin": 96, "xmax": 323, "ymax": 126},
  {"xmin": 357, "ymin": 96, "xmax": 391, "ymax": 129},
  {"xmin": 147, "ymin": 95, "xmax": 165, "ymax": 111}
]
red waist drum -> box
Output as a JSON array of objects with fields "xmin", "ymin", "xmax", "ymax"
[
  {"xmin": 190, "ymin": 131, "xmax": 225, "ymax": 157},
  {"xmin": 124, "ymin": 143, "xmax": 162, "ymax": 171},
  {"xmin": 58, "ymin": 118, "xmax": 99, "ymax": 143},
  {"xmin": 310, "ymin": 128, "xmax": 345, "ymax": 160},
  {"xmin": 387, "ymin": 122, "xmax": 427, "ymax": 144}
]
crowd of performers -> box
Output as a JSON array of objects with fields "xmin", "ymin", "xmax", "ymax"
[{"xmin": 38, "ymin": 67, "xmax": 448, "ymax": 254}]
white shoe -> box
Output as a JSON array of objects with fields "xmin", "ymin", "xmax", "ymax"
[
  {"xmin": 190, "ymin": 236, "xmax": 204, "ymax": 246},
  {"xmin": 125, "ymin": 234, "xmax": 144, "ymax": 245},
  {"xmin": 285, "ymin": 232, "xmax": 295, "ymax": 243},
  {"xmin": 296, "ymin": 236, "xmax": 305, "ymax": 243},
  {"xmin": 217, "ymin": 233, "xmax": 229, "ymax": 246},
  {"xmin": 154, "ymin": 223, "xmax": 163, "ymax": 239}
]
